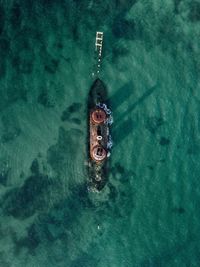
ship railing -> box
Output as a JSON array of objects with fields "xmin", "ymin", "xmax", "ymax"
[{"xmin": 96, "ymin": 103, "xmax": 112, "ymax": 115}]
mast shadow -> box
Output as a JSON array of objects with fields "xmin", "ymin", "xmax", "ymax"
[
  {"xmin": 115, "ymin": 83, "xmax": 158, "ymax": 124},
  {"xmin": 110, "ymin": 81, "xmax": 134, "ymax": 112},
  {"xmin": 111, "ymin": 83, "xmax": 158, "ymax": 144},
  {"xmin": 112, "ymin": 118, "xmax": 135, "ymax": 145}
]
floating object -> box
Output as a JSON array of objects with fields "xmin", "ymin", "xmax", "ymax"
[
  {"xmin": 95, "ymin": 32, "xmax": 103, "ymax": 51},
  {"xmin": 92, "ymin": 31, "xmax": 104, "ymax": 75}
]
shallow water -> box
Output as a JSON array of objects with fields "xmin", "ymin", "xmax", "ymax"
[{"xmin": 0, "ymin": 0, "xmax": 200, "ymax": 266}]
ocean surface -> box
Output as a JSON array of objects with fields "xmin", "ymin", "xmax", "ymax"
[{"xmin": 0, "ymin": 0, "xmax": 200, "ymax": 266}]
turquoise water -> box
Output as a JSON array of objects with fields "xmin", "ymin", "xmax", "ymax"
[{"xmin": 0, "ymin": 0, "xmax": 200, "ymax": 266}]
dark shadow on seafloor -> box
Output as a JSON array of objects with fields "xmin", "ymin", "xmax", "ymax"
[
  {"xmin": 2, "ymin": 165, "xmax": 54, "ymax": 219},
  {"xmin": 2, "ymin": 155, "xmax": 136, "ymax": 258},
  {"xmin": 188, "ymin": 1, "xmax": 200, "ymax": 22},
  {"xmin": 37, "ymin": 89, "xmax": 55, "ymax": 108},
  {"xmin": 0, "ymin": 4, "xmax": 5, "ymax": 36},
  {"xmin": 112, "ymin": 118, "xmax": 136, "ymax": 145},
  {"xmin": 172, "ymin": 206, "xmax": 185, "ymax": 214},
  {"xmin": 110, "ymin": 83, "xmax": 158, "ymax": 144},
  {"xmin": 10, "ymin": 182, "xmax": 94, "ymax": 256},
  {"xmin": 1, "ymin": 113, "xmax": 21, "ymax": 143},
  {"xmin": 110, "ymin": 81, "xmax": 134, "ymax": 112},
  {"xmin": 0, "ymin": 159, "xmax": 10, "ymax": 186},
  {"xmin": 116, "ymin": 83, "xmax": 158, "ymax": 124},
  {"xmin": 70, "ymin": 251, "xmax": 99, "ymax": 267},
  {"xmin": 145, "ymin": 116, "xmax": 164, "ymax": 135},
  {"xmin": 61, "ymin": 102, "xmax": 83, "ymax": 122},
  {"xmin": 1, "ymin": 157, "xmax": 136, "ymax": 260},
  {"xmin": 159, "ymin": 137, "xmax": 170, "ymax": 146},
  {"xmin": 0, "ymin": 125, "xmax": 88, "ymax": 256}
]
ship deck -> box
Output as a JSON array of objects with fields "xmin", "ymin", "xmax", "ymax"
[{"xmin": 89, "ymin": 111, "xmax": 108, "ymax": 162}]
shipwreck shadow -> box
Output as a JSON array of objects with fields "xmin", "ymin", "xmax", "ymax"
[
  {"xmin": 110, "ymin": 81, "xmax": 133, "ymax": 112},
  {"xmin": 111, "ymin": 83, "xmax": 158, "ymax": 144},
  {"xmin": 112, "ymin": 118, "xmax": 136, "ymax": 145},
  {"xmin": 116, "ymin": 83, "xmax": 157, "ymax": 123}
]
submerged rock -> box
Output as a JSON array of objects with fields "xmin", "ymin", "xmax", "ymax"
[
  {"xmin": 30, "ymin": 159, "xmax": 40, "ymax": 175},
  {"xmin": 159, "ymin": 137, "xmax": 170, "ymax": 146},
  {"xmin": 188, "ymin": 1, "xmax": 200, "ymax": 22},
  {"xmin": 112, "ymin": 18, "xmax": 136, "ymax": 39},
  {"xmin": 0, "ymin": 38, "xmax": 10, "ymax": 55},
  {"xmin": 172, "ymin": 207, "xmax": 185, "ymax": 214},
  {"xmin": 61, "ymin": 103, "xmax": 82, "ymax": 121},
  {"xmin": 3, "ymin": 173, "xmax": 52, "ymax": 218},
  {"xmin": 0, "ymin": 5, "xmax": 5, "ymax": 35},
  {"xmin": 11, "ymin": 49, "xmax": 34, "ymax": 74},
  {"xmin": 10, "ymin": 3, "xmax": 22, "ymax": 29},
  {"xmin": 44, "ymin": 58, "xmax": 59, "ymax": 74},
  {"xmin": 146, "ymin": 116, "xmax": 164, "ymax": 134},
  {"xmin": 1, "ymin": 114, "xmax": 21, "ymax": 143},
  {"xmin": 38, "ymin": 90, "xmax": 55, "ymax": 108},
  {"xmin": 13, "ymin": 223, "xmax": 41, "ymax": 255}
]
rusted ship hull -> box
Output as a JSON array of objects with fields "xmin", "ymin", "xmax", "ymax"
[{"xmin": 87, "ymin": 79, "xmax": 113, "ymax": 191}]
